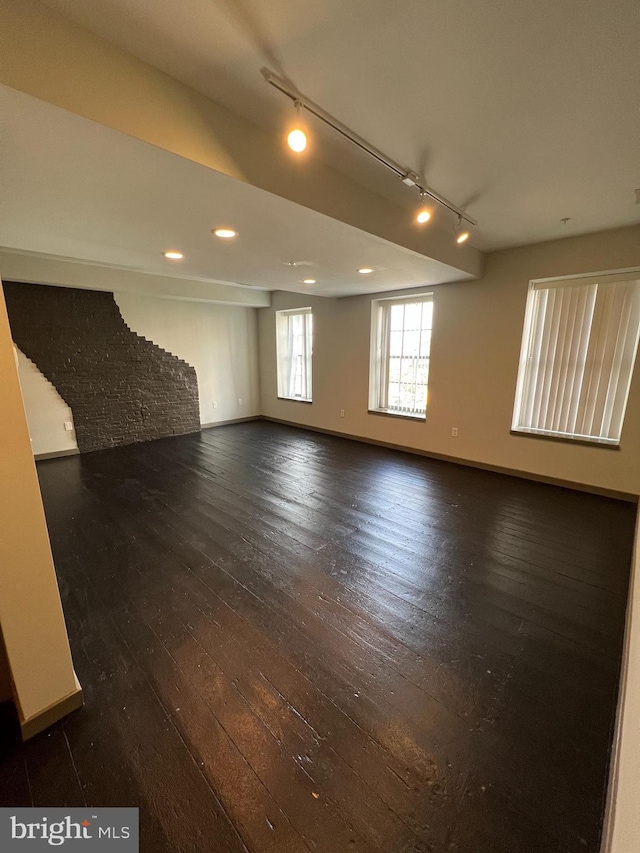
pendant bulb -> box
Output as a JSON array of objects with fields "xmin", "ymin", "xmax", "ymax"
[
  {"xmin": 416, "ymin": 191, "xmax": 432, "ymax": 224},
  {"xmin": 287, "ymin": 99, "xmax": 308, "ymax": 153},
  {"xmin": 455, "ymin": 214, "xmax": 470, "ymax": 244}
]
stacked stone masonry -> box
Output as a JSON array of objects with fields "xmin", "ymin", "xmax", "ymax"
[{"xmin": 4, "ymin": 282, "xmax": 200, "ymax": 453}]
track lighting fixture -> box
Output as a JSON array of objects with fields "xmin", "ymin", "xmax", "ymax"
[
  {"xmin": 263, "ymin": 68, "xmax": 478, "ymax": 237},
  {"xmin": 454, "ymin": 215, "xmax": 470, "ymax": 244},
  {"xmin": 287, "ymin": 100, "xmax": 308, "ymax": 153},
  {"xmin": 416, "ymin": 193, "xmax": 431, "ymax": 224}
]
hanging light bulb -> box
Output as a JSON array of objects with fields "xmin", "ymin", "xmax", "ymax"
[
  {"xmin": 454, "ymin": 214, "xmax": 470, "ymax": 244},
  {"xmin": 415, "ymin": 192, "xmax": 431, "ymax": 224},
  {"xmin": 287, "ymin": 100, "xmax": 308, "ymax": 153}
]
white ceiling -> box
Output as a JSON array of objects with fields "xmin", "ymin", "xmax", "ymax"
[
  {"xmin": 0, "ymin": 85, "xmax": 471, "ymax": 298},
  {"xmin": 41, "ymin": 0, "xmax": 640, "ymax": 250}
]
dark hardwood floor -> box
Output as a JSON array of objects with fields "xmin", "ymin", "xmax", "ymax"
[{"xmin": 0, "ymin": 421, "xmax": 635, "ymax": 852}]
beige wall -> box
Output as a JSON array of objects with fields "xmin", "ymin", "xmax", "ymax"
[
  {"xmin": 0, "ymin": 280, "xmax": 79, "ymax": 728},
  {"xmin": 115, "ymin": 293, "xmax": 260, "ymax": 426},
  {"xmin": 259, "ymin": 224, "xmax": 640, "ymax": 496}
]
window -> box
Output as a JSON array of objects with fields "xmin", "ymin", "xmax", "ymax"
[
  {"xmin": 276, "ymin": 308, "xmax": 313, "ymax": 401},
  {"xmin": 369, "ymin": 294, "xmax": 433, "ymax": 418},
  {"xmin": 512, "ymin": 270, "xmax": 640, "ymax": 445}
]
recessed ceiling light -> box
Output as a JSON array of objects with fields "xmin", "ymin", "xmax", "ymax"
[
  {"xmin": 302, "ymin": 279, "xmax": 316, "ymax": 285},
  {"xmin": 213, "ymin": 228, "xmax": 238, "ymax": 239},
  {"xmin": 163, "ymin": 251, "xmax": 183, "ymax": 260},
  {"xmin": 357, "ymin": 267, "xmax": 374, "ymax": 274}
]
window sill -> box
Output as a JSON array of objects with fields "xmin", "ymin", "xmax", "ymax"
[
  {"xmin": 368, "ymin": 408, "xmax": 426, "ymax": 423},
  {"xmin": 277, "ymin": 396, "xmax": 313, "ymax": 404},
  {"xmin": 510, "ymin": 428, "xmax": 620, "ymax": 450}
]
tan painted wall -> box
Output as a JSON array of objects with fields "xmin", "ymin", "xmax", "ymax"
[
  {"xmin": 0, "ymin": 0, "xmax": 481, "ymax": 280},
  {"xmin": 259, "ymin": 224, "xmax": 640, "ymax": 496},
  {"xmin": 0, "ymin": 281, "xmax": 79, "ymax": 724}
]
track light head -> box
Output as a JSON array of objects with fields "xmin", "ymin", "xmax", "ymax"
[
  {"xmin": 287, "ymin": 100, "xmax": 308, "ymax": 152},
  {"xmin": 454, "ymin": 215, "xmax": 470, "ymax": 245},
  {"xmin": 416, "ymin": 192, "xmax": 432, "ymax": 224}
]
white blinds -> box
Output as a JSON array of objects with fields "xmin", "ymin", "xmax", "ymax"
[
  {"xmin": 276, "ymin": 308, "xmax": 313, "ymax": 401},
  {"xmin": 513, "ymin": 276, "xmax": 640, "ymax": 444}
]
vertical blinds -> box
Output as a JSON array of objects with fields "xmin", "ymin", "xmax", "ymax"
[{"xmin": 513, "ymin": 276, "xmax": 640, "ymax": 444}]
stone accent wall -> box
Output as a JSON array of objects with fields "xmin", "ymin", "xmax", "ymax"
[{"xmin": 4, "ymin": 282, "xmax": 200, "ymax": 453}]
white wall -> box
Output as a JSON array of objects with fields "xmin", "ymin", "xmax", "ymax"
[
  {"xmin": 16, "ymin": 348, "xmax": 78, "ymax": 456},
  {"xmin": 115, "ymin": 293, "xmax": 260, "ymax": 426}
]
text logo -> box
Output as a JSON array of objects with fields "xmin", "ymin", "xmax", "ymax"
[{"xmin": 1, "ymin": 808, "xmax": 138, "ymax": 850}]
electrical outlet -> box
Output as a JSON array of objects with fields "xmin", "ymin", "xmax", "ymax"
[
  {"xmin": 238, "ymin": 398, "xmax": 243, "ymax": 406},
  {"xmin": 451, "ymin": 427, "xmax": 459, "ymax": 437},
  {"xmin": 212, "ymin": 401, "xmax": 218, "ymax": 409},
  {"xmin": 64, "ymin": 421, "xmax": 73, "ymax": 432},
  {"xmin": 340, "ymin": 409, "xmax": 345, "ymax": 418}
]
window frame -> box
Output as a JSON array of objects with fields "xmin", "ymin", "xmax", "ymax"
[
  {"xmin": 368, "ymin": 292, "xmax": 434, "ymax": 420},
  {"xmin": 275, "ymin": 307, "xmax": 313, "ymax": 403},
  {"xmin": 512, "ymin": 268, "xmax": 640, "ymax": 447}
]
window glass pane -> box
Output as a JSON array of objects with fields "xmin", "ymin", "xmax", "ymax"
[
  {"xmin": 403, "ymin": 329, "xmax": 420, "ymax": 356},
  {"xmin": 403, "ymin": 303, "xmax": 421, "ymax": 331},
  {"xmin": 420, "ymin": 331, "xmax": 432, "ymax": 356},
  {"xmin": 389, "ymin": 330, "xmax": 404, "ymax": 357},
  {"xmin": 387, "ymin": 382, "xmax": 401, "ymax": 409},
  {"xmin": 276, "ymin": 309, "xmax": 313, "ymax": 401},
  {"xmin": 371, "ymin": 295, "xmax": 433, "ymax": 417},
  {"xmin": 390, "ymin": 304, "xmax": 405, "ymax": 331}
]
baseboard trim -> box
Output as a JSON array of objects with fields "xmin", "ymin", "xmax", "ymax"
[
  {"xmin": 34, "ymin": 448, "xmax": 80, "ymax": 461},
  {"xmin": 261, "ymin": 417, "xmax": 638, "ymax": 503},
  {"xmin": 20, "ymin": 674, "xmax": 83, "ymax": 741},
  {"xmin": 201, "ymin": 415, "xmax": 261, "ymax": 430}
]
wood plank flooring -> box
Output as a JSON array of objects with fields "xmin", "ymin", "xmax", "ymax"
[{"xmin": 0, "ymin": 421, "xmax": 635, "ymax": 852}]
